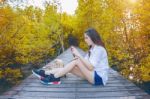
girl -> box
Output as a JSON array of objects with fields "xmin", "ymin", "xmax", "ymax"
[{"xmin": 32, "ymin": 28, "xmax": 109, "ymax": 85}]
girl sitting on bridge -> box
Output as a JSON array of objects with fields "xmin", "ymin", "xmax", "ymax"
[{"xmin": 32, "ymin": 28, "xmax": 109, "ymax": 86}]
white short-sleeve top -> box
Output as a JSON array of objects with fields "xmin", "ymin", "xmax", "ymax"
[{"xmin": 84, "ymin": 45, "xmax": 109, "ymax": 85}]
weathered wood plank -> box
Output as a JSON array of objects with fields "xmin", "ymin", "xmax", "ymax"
[
  {"xmin": 0, "ymin": 96, "xmax": 74, "ymax": 99},
  {"xmin": 8, "ymin": 87, "xmax": 143, "ymax": 94},
  {"xmin": 0, "ymin": 95, "xmax": 149, "ymax": 99},
  {"xmin": 78, "ymin": 95, "xmax": 150, "ymax": 99},
  {"xmin": 15, "ymin": 92, "xmax": 76, "ymax": 98}
]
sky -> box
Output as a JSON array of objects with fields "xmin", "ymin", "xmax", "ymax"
[
  {"xmin": 59, "ymin": 0, "xmax": 78, "ymax": 15},
  {"xmin": 8, "ymin": 0, "xmax": 78, "ymax": 15}
]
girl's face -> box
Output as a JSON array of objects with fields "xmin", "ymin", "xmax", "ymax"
[{"xmin": 84, "ymin": 33, "xmax": 94, "ymax": 46}]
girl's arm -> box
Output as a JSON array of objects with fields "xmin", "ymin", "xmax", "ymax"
[{"xmin": 71, "ymin": 46, "xmax": 94, "ymax": 71}]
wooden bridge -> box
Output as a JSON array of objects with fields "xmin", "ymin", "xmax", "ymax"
[{"xmin": 0, "ymin": 47, "xmax": 149, "ymax": 99}]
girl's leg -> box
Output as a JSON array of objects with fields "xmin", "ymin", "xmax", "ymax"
[
  {"xmin": 45, "ymin": 66, "xmax": 85, "ymax": 79},
  {"xmin": 45, "ymin": 68, "xmax": 63, "ymax": 75},
  {"xmin": 70, "ymin": 67, "xmax": 85, "ymax": 79},
  {"xmin": 51, "ymin": 59, "xmax": 94, "ymax": 84},
  {"xmin": 45, "ymin": 59, "xmax": 77, "ymax": 77},
  {"xmin": 74, "ymin": 59, "xmax": 94, "ymax": 84},
  {"xmin": 53, "ymin": 60, "xmax": 77, "ymax": 78}
]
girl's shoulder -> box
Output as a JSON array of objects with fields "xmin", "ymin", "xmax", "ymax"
[
  {"xmin": 94, "ymin": 45, "xmax": 108, "ymax": 56},
  {"xmin": 95, "ymin": 45, "xmax": 106, "ymax": 52}
]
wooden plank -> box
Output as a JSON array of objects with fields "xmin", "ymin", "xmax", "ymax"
[
  {"xmin": 77, "ymin": 96, "xmax": 149, "ymax": 99},
  {"xmin": 15, "ymin": 92, "xmax": 76, "ymax": 98},
  {"xmin": 1, "ymin": 95, "xmax": 149, "ymax": 99},
  {"xmin": 15, "ymin": 87, "xmax": 76, "ymax": 92},
  {"xmin": 11, "ymin": 84, "xmax": 140, "ymax": 90},
  {"xmin": 76, "ymin": 91, "xmax": 130, "ymax": 97},
  {"xmin": 0, "ymin": 96, "xmax": 74, "ymax": 99},
  {"xmin": 9, "ymin": 87, "xmax": 143, "ymax": 94}
]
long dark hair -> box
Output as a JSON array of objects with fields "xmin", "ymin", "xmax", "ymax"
[
  {"xmin": 85, "ymin": 28, "xmax": 106, "ymax": 57},
  {"xmin": 85, "ymin": 28, "xmax": 105, "ymax": 49}
]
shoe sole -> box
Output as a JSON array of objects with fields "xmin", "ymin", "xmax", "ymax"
[
  {"xmin": 40, "ymin": 81, "xmax": 61, "ymax": 85},
  {"xmin": 32, "ymin": 70, "xmax": 41, "ymax": 79}
]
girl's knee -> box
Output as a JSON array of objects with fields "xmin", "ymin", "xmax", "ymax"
[
  {"xmin": 70, "ymin": 59, "xmax": 78, "ymax": 65},
  {"xmin": 75, "ymin": 59, "xmax": 82, "ymax": 65}
]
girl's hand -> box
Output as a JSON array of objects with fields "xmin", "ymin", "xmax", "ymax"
[{"xmin": 71, "ymin": 46, "xmax": 82, "ymax": 58}]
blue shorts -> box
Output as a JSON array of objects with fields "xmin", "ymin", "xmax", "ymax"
[{"xmin": 94, "ymin": 71, "xmax": 104, "ymax": 85}]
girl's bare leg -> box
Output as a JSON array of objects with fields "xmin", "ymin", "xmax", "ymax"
[
  {"xmin": 70, "ymin": 67, "xmax": 85, "ymax": 79},
  {"xmin": 45, "ymin": 59, "xmax": 94, "ymax": 84},
  {"xmin": 45, "ymin": 68, "xmax": 64, "ymax": 75}
]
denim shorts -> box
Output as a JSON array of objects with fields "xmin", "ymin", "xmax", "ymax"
[{"xmin": 94, "ymin": 71, "xmax": 104, "ymax": 85}]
